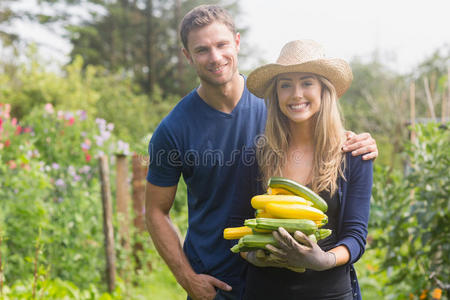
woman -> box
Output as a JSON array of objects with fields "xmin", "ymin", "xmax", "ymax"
[{"xmin": 242, "ymin": 40, "xmax": 373, "ymax": 299}]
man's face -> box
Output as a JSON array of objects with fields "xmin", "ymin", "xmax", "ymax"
[{"xmin": 183, "ymin": 22, "xmax": 240, "ymax": 87}]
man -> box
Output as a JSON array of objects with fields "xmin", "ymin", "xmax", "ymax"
[{"xmin": 145, "ymin": 5, "xmax": 378, "ymax": 300}]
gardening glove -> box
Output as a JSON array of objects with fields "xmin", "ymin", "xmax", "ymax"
[
  {"xmin": 244, "ymin": 249, "xmax": 305, "ymax": 273},
  {"xmin": 266, "ymin": 227, "xmax": 336, "ymax": 271}
]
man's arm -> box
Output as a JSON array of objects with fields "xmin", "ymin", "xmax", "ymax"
[
  {"xmin": 145, "ymin": 182, "xmax": 231, "ymax": 300},
  {"xmin": 343, "ymin": 132, "xmax": 378, "ymax": 160}
]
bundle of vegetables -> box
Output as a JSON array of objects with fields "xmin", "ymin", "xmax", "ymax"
[{"xmin": 223, "ymin": 177, "xmax": 331, "ymax": 254}]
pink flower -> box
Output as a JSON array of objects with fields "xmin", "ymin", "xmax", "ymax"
[
  {"xmin": 15, "ymin": 125, "xmax": 22, "ymax": 135},
  {"xmin": 8, "ymin": 160, "xmax": 17, "ymax": 169},
  {"xmin": 85, "ymin": 153, "xmax": 92, "ymax": 162},
  {"xmin": 0, "ymin": 117, "xmax": 3, "ymax": 128},
  {"xmin": 44, "ymin": 103, "xmax": 54, "ymax": 114},
  {"xmin": 2, "ymin": 104, "xmax": 11, "ymax": 118},
  {"xmin": 67, "ymin": 117, "xmax": 75, "ymax": 126},
  {"xmin": 11, "ymin": 118, "xmax": 17, "ymax": 126},
  {"xmin": 4, "ymin": 139, "xmax": 10, "ymax": 147}
]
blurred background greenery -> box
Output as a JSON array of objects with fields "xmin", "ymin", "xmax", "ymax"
[{"xmin": 0, "ymin": 0, "xmax": 448, "ymax": 299}]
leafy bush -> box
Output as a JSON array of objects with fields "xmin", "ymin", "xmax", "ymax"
[
  {"xmin": 0, "ymin": 103, "xmax": 130, "ymax": 290},
  {"xmin": 369, "ymin": 122, "xmax": 449, "ymax": 299}
]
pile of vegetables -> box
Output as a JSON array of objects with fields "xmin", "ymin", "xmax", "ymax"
[{"xmin": 223, "ymin": 177, "xmax": 331, "ymax": 255}]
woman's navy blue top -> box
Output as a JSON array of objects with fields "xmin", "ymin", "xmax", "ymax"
[{"xmin": 232, "ymin": 152, "xmax": 373, "ymax": 300}]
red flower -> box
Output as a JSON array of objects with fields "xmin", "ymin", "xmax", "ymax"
[
  {"xmin": 4, "ymin": 139, "xmax": 10, "ymax": 147},
  {"xmin": 0, "ymin": 117, "xmax": 3, "ymax": 128},
  {"xmin": 67, "ymin": 117, "xmax": 75, "ymax": 126},
  {"xmin": 85, "ymin": 153, "xmax": 92, "ymax": 162},
  {"xmin": 23, "ymin": 127, "xmax": 32, "ymax": 133},
  {"xmin": 15, "ymin": 125, "xmax": 22, "ymax": 135}
]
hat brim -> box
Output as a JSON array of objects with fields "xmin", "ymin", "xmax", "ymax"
[{"xmin": 246, "ymin": 58, "xmax": 353, "ymax": 99}]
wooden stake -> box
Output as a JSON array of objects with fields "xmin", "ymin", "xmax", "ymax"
[
  {"xmin": 132, "ymin": 154, "xmax": 147, "ymax": 232},
  {"xmin": 131, "ymin": 154, "xmax": 148, "ymax": 271},
  {"xmin": 410, "ymin": 82, "xmax": 416, "ymax": 143},
  {"xmin": 99, "ymin": 155, "xmax": 116, "ymax": 293},
  {"xmin": 116, "ymin": 154, "xmax": 130, "ymax": 251},
  {"xmin": 423, "ymin": 77, "xmax": 437, "ymax": 120}
]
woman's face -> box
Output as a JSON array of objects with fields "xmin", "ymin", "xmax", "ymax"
[{"xmin": 276, "ymin": 72, "xmax": 322, "ymax": 124}]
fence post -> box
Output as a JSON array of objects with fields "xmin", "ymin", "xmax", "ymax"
[
  {"xmin": 116, "ymin": 154, "xmax": 131, "ymax": 251},
  {"xmin": 99, "ymin": 155, "xmax": 116, "ymax": 293},
  {"xmin": 423, "ymin": 77, "xmax": 437, "ymax": 120},
  {"xmin": 131, "ymin": 153, "xmax": 149, "ymax": 270}
]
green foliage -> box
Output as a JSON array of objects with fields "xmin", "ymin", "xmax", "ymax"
[
  {"xmin": 1, "ymin": 276, "xmax": 124, "ymax": 299},
  {"xmin": 0, "ymin": 50, "xmax": 178, "ymax": 146},
  {"xmin": 369, "ymin": 122, "xmax": 449, "ymax": 298},
  {"xmin": 341, "ymin": 47, "xmax": 449, "ymax": 169},
  {"xmin": 0, "ymin": 100, "xmax": 189, "ymax": 298},
  {"xmin": 0, "ymin": 103, "xmax": 120, "ymax": 288}
]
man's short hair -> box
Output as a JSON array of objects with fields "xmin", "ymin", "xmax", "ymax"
[{"xmin": 179, "ymin": 5, "xmax": 236, "ymax": 50}]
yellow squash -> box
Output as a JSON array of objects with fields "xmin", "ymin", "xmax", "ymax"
[
  {"xmin": 265, "ymin": 203, "xmax": 326, "ymax": 221},
  {"xmin": 251, "ymin": 194, "xmax": 313, "ymax": 210},
  {"xmin": 268, "ymin": 187, "xmax": 293, "ymax": 195},
  {"xmin": 223, "ymin": 226, "xmax": 253, "ymax": 240}
]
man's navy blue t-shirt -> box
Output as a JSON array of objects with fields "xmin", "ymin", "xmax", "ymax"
[{"xmin": 147, "ymin": 82, "xmax": 266, "ymax": 288}]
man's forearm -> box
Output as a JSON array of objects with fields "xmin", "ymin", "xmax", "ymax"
[{"xmin": 146, "ymin": 212, "xmax": 194, "ymax": 290}]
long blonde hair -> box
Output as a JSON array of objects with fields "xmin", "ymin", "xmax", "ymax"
[{"xmin": 256, "ymin": 74, "xmax": 346, "ymax": 195}]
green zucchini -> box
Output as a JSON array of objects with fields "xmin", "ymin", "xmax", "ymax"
[
  {"xmin": 268, "ymin": 177, "xmax": 328, "ymax": 212},
  {"xmin": 238, "ymin": 233, "xmax": 279, "ymax": 248},
  {"xmin": 230, "ymin": 233, "xmax": 279, "ymax": 253},
  {"xmin": 244, "ymin": 218, "xmax": 317, "ymax": 235},
  {"xmin": 308, "ymin": 233, "xmax": 317, "ymax": 243},
  {"xmin": 314, "ymin": 229, "xmax": 332, "ymax": 241}
]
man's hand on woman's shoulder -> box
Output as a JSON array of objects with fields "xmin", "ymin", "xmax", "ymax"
[{"xmin": 343, "ymin": 131, "xmax": 378, "ymax": 160}]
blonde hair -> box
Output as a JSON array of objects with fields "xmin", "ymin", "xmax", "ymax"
[{"xmin": 256, "ymin": 75, "xmax": 346, "ymax": 195}]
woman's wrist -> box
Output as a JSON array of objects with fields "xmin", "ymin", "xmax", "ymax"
[{"xmin": 326, "ymin": 251, "xmax": 337, "ymax": 269}]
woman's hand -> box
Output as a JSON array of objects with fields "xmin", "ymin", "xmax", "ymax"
[
  {"xmin": 242, "ymin": 249, "xmax": 306, "ymax": 273},
  {"xmin": 242, "ymin": 249, "xmax": 284, "ymax": 268},
  {"xmin": 266, "ymin": 227, "xmax": 336, "ymax": 271}
]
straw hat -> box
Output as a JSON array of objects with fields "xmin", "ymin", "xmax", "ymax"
[{"xmin": 247, "ymin": 40, "xmax": 353, "ymax": 98}]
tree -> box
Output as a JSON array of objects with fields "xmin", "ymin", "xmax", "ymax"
[
  {"xmin": 0, "ymin": 0, "xmax": 245, "ymax": 97},
  {"xmin": 66, "ymin": 0, "xmax": 243, "ymax": 96}
]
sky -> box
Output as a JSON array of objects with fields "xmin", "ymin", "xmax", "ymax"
[
  {"xmin": 4, "ymin": 0, "xmax": 450, "ymax": 74},
  {"xmin": 238, "ymin": 0, "xmax": 450, "ymax": 73}
]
